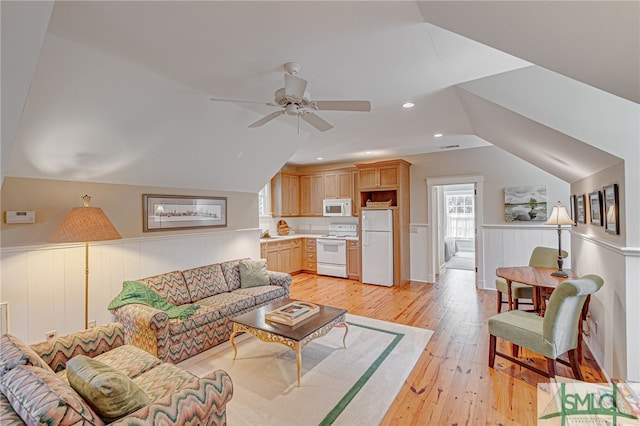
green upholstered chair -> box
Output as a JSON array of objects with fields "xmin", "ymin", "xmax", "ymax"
[
  {"xmin": 488, "ymin": 274, "xmax": 603, "ymax": 379},
  {"xmin": 496, "ymin": 246, "xmax": 568, "ymax": 312}
]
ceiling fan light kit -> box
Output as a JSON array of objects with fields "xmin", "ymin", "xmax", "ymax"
[{"xmin": 212, "ymin": 62, "xmax": 371, "ymax": 132}]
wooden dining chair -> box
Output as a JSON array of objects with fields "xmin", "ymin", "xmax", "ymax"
[
  {"xmin": 496, "ymin": 246, "xmax": 567, "ymax": 312},
  {"xmin": 488, "ymin": 274, "xmax": 603, "ymax": 379}
]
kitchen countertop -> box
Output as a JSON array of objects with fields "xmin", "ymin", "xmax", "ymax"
[{"xmin": 260, "ymin": 234, "xmax": 358, "ymax": 243}]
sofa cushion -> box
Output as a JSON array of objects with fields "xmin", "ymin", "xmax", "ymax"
[
  {"xmin": 196, "ymin": 292, "xmax": 256, "ymax": 318},
  {"xmin": 93, "ymin": 345, "xmax": 162, "ymax": 379},
  {"xmin": 182, "ymin": 263, "xmax": 229, "ymax": 301},
  {"xmin": 0, "ymin": 334, "xmax": 52, "ymax": 376},
  {"xmin": 0, "ymin": 365, "xmax": 103, "ymax": 425},
  {"xmin": 234, "ymin": 285, "xmax": 286, "ymax": 305},
  {"xmin": 132, "ymin": 363, "xmax": 198, "ymax": 402},
  {"xmin": 239, "ymin": 259, "xmax": 270, "ymax": 288},
  {"xmin": 137, "ymin": 271, "xmax": 192, "ymax": 306},
  {"xmin": 167, "ymin": 304, "xmax": 222, "ymax": 336},
  {"xmin": 67, "ymin": 355, "xmax": 149, "ymax": 423},
  {"xmin": 0, "ymin": 390, "xmax": 25, "ymax": 425},
  {"xmin": 221, "ymin": 259, "xmax": 248, "ymax": 292}
]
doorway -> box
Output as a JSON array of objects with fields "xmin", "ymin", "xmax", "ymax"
[{"xmin": 426, "ymin": 175, "xmax": 484, "ymax": 288}]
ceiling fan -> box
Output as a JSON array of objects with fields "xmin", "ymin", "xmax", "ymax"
[{"xmin": 211, "ymin": 62, "xmax": 371, "ymax": 132}]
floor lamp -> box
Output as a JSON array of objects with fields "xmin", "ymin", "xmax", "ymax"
[
  {"xmin": 49, "ymin": 195, "xmax": 121, "ymax": 329},
  {"xmin": 546, "ymin": 201, "xmax": 574, "ymax": 277}
]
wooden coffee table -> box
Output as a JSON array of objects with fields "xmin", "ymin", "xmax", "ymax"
[{"xmin": 229, "ymin": 298, "xmax": 348, "ymax": 387}]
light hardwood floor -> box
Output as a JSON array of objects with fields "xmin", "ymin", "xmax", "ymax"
[{"xmin": 290, "ymin": 270, "xmax": 605, "ymax": 425}]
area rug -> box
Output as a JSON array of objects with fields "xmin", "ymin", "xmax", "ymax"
[{"xmin": 178, "ymin": 314, "xmax": 433, "ymax": 425}]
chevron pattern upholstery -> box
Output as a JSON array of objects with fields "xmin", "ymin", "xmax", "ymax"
[
  {"xmin": 111, "ymin": 258, "xmax": 292, "ymax": 363},
  {"xmin": 0, "ymin": 326, "xmax": 233, "ymax": 425}
]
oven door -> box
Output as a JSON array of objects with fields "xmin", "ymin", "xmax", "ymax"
[{"xmin": 316, "ymin": 238, "xmax": 348, "ymax": 278}]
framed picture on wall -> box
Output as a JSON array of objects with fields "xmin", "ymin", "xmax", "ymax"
[
  {"xmin": 589, "ymin": 191, "xmax": 603, "ymax": 226},
  {"xmin": 603, "ymin": 183, "xmax": 620, "ymax": 235},
  {"xmin": 575, "ymin": 194, "xmax": 586, "ymax": 224},
  {"xmin": 570, "ymin": 195, "xmax": 577, "ymax": 226},
  {"xmin": 143, "ymin": 194, "xmax": 227, "ymax": 232}
]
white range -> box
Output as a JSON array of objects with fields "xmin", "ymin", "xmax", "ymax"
[{"xmin": 316, "ymin": 224, "xmax": 358, "ymax": 279}]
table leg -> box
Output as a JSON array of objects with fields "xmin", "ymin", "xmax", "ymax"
[
  {"xmin": 342, "ymin": 323, "xmax": 349, "ymax": 348},
  {"xmin": 295, "ymin": 341, "xmax": 302, "ymax": 387},
  {"xmin": 230, "ymin": 325, "xmax": 239, "ymax": 360},
  {"xmin": 507, "ymin": 279, "xmax": 514, "ymax": 311}
]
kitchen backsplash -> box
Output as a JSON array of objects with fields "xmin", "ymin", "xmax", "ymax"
[{"xmin": 259, "ymin": 216, "xmax": 358, "ymax": 236}]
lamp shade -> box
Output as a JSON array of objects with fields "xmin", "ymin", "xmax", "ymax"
[
  {"xmin": 49, "ymin": 196, "xmax": 121, "ymax": 243},
  {"xmin": 545, "ymin": 202, "xmax": 574, "ymax": 226}
]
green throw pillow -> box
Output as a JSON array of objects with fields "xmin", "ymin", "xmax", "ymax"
[
  {"xmin": 239, "ymin": 259, "xmax": 270, "ymax": 288},
  {"xmin": 66, "ymin": 355, "xmax": 149, "ymax": 423}
]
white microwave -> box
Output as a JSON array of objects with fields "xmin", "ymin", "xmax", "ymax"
[{"xmin": 322, "ymin": 199, "xmax": 352, "ymax": 216}]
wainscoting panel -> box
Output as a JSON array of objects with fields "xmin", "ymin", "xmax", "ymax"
[
  {"xmin": 409, "ymin": 224, "xmax": 430, "ymax": 283},
  {"xmin": 1, "ymin": 228, "xmax": 260, "ymax": 344},
  {"xmin": 481, "ymin": 225, "xmax": 571, "ymax": 290}
]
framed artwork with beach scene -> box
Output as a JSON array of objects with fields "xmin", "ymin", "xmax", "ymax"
[{"xmin": 143, "ymin": 194, "xmax": 227, "ymax": 231}]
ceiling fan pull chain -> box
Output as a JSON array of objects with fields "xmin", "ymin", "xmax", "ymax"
[{"xmin": 297, "ymin": 114, "xmax": 300, "ymax": 134}]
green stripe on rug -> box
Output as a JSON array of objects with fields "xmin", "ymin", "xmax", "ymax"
[{"xmin": 319, "ymin": 322, "xmax": 405, "ymax": 425}]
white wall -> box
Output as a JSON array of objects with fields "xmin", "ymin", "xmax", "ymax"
[{"xmin": 0, "ymin": 228, "xmax": 260, "ymax": 344}]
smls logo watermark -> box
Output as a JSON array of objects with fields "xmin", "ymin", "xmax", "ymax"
[{"xmin": 538, "ymin": 381, "xmax": 640, "ymax": 425}]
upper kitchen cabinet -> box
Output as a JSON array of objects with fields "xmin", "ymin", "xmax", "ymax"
[
  {"xmin": 271, "ymin": 171, "xmax": 300, "ymax": 217},
  {"xmin": 357, "ymin": 162, "xmax": 404, "ymax": 190},
  {"xmin": 300, "ymin": 174, "xmax": 324, "ymax": 216},
  {"xmin": 324, "ymin": 170, "xmax": 354, "ymax": 200}
]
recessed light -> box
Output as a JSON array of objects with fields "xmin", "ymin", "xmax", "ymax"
[
  {"xmin": 365, "ymin": 151, "xmax": 372, "ymax": 154},
  {"xmin": 433, "ymin": 133, "xmax": 443, "ymax": 138},
  {"xmin": 402, "ymin": 102, "xmax": 414, "ymax": 109},
  {"xmin": 317, "ymin": 157, "xmax": 324, "ymax": 161}
]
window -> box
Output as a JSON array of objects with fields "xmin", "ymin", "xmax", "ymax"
[
  {"xmin": 258, "ymin": 184, "xmax": 271, "ymax": 217},
  {"xmin": 445, "ymin": 192, "xmax": 474, "ymax": 238}
]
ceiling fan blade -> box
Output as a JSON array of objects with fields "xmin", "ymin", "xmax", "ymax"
[
  {"xmin": 284, "ymin": 74, "xmax": 308, "ymax": 102},
  {"xmin": 300, "ymin": 112, "xmax": 334, "ymax": 132},
  {"xmin": 312, "ymin": 100, "xmax": 371, "ymax": 112},
  {"xmin": 211, "ymin": 97, "xmax": 278, "ymax": 107},
  {"xmin": 248, "ymin": 110, "xmax": 284, "ymax": 128}
]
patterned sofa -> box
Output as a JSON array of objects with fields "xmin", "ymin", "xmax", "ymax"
[
  {"xmin": 110, "ymin": 258, "xmax": 292, "ymax": 364},
  {"xmin": 0, "ymin": 323, "xmax": 233, "ymax": 425}
]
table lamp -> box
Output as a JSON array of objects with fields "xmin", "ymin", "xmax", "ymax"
[
  {"xmin": 545, "ymin": 201, "xmax": 574, "ymax": 277},
  {"xmin": 49, "ymin": 195, "xmax": 121, "ymax": 329}
]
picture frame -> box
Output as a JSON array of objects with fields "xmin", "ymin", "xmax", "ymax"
[
  {"xmin": 143, "ymin": 194, "xmax": 227, "ymax": 232},
  {"xmin": 589, "ymin": 191, "xmax": 602, "ymax": 226},
  {"xmin": 603, "ymin": 183, "xmax": 620, "ymax": 235},
  {"xmin": 569, "ymin": 195, "xmax": 577, "ymax": 226},
  {"xmin": 576, "ymin": 194, "xmax": 586, "ymax": 224}
]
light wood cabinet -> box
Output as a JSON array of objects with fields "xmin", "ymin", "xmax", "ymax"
[
  {"xmin": 302, "ymin": 238, "xmax": 317, "ymax": 272},
  {"xmin": 261, "ymin": 239, "xmax": 302, "ymax": 274},
  {"xmin": 324, "ymin": 171, "xmax": 354, "ymax": 200},
  {"xmin": 347, "ymin": 240, "xmax": 360, "ymax": 280},
  {"xmin": 300, "ymin": 174, "xmax": 324, "ymax": 216},
  {"xmin": 356, "ymin": 159, "xmax": 411, "ymax": 286},
  {"xmin": 271, "ymin": 172, "xmax": 299, "ymax": 217}
]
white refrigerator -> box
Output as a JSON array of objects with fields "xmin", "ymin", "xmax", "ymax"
[{"xmin": 361, "ymin": 209, "xmax": 393, "ymax": 286}]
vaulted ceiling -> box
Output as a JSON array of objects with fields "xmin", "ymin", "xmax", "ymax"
[{"xmin": 2, "ymin": 1, "xmax": 638, "ymax": 193}]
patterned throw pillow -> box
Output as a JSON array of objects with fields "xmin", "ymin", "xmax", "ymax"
[
  {"xmin": 0, "ymin": 365, "xmax": 103, "ymax": 425},
  {"xmin": 239, "ymin": 259, "xmax": 270, "ymax": 288},
  {"xmin": 66, "ymin": 355, "xmax": 149, "ymax": 423},
  {"xmin": 0, "ymin": 334, "xmax": 52, "ymax": 376}
]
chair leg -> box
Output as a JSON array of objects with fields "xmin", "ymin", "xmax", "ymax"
[
  {"xmin": 568, "ymin": 349, "xmax": 583, "ymax": 380},
  {"xmin": 497, "ymin": 292, "xmax": 502, "ymax": 313},
  {"xmin": 489, "ymin": 335, "xmax": 497, "ymax": 368},
  {"xmin": 546, "ymin": 358, "xmax": 556, "ymax": 378},
  {"xmin": 511, "ymin": 343, "xmax": 519, "ymax": 357}
]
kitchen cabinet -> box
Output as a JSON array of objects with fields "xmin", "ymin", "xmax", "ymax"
[
  {"xmin": 300, "ymin": 174, "xmax": 324, "ymax": 216},
  {"xmin": 324, "ymin": 171, "xmax": 353, "ymax": 200},
  {"xmin": 261, "ymin": 239, "xmax": 302, "ymax": 274},
  {"xmin": 271, "ymin": 172, "xmax": 299, "ymax": 217},
  {"xmin": 302, "ymin": 238, "xmax": 317, "ymax": 272},
  {"xmin": 347, "ymin": 240, "xmax": 360, "ymax": 280},
  {"xmin": 357, "ymin": 163, "xmax": 399, "ymax": 190}
]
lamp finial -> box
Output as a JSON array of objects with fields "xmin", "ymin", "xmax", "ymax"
[{"xmin": 81, "ymin": 195, "xmax": 91, "ymax": 207}]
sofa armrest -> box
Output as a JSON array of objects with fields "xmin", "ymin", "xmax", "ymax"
[
  {"xmin": 109, "ymin": 369, "xmax": 233, "ymax": 426},
  {"xmin": 30, "ymin": 323, "xmax": 125, "ymax": 373},
  {"xmin": 268, "ymin": 271, "xmax": 292, "ymax": 298},
  {"xmin": 110, "ymin": 304, "xmax": 169, "ymax": 359}
]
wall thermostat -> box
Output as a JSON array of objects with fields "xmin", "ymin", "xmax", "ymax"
[{"xmin": 5, "ymin": 211, "xmax": 36, "ymax": 224}]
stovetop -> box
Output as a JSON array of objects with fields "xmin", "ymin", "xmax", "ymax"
[{"xmin": 319, "ymin": 223, "xmax": 358, "ymax": 239}]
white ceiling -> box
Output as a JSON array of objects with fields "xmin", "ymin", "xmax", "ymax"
[{"xmin": 2, "ymin": 1, "xmax": 637, "ymax": 193}]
